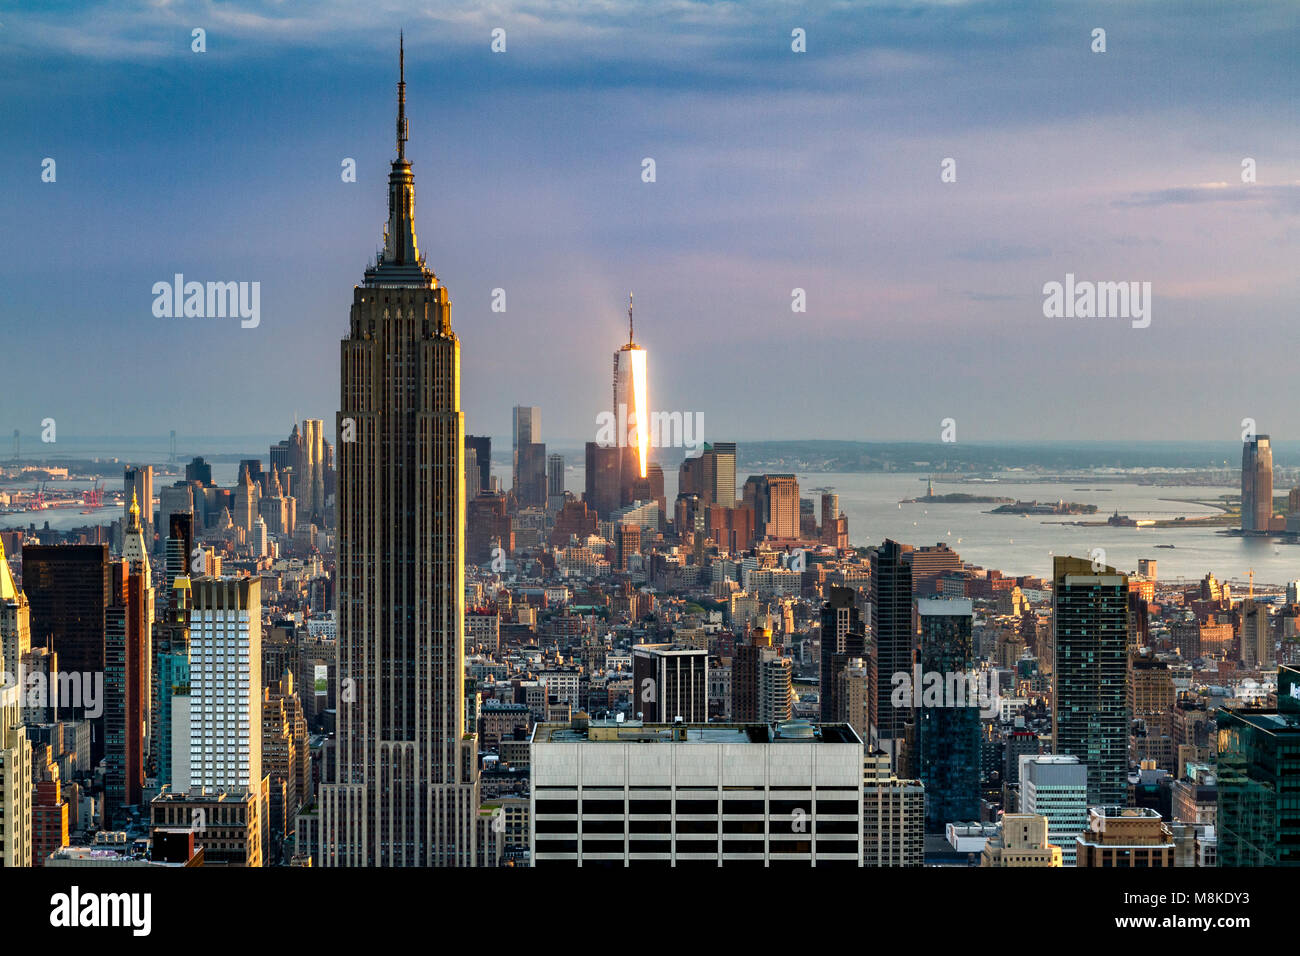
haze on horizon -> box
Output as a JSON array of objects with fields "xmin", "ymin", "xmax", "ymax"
[{"xmin": 2, "ymin": 0, "xmax": 1297, "ymax": 451}]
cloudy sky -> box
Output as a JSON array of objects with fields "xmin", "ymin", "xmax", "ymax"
[{"xmin": 2, "ymin": 0, "xmax": 1297, "ymax": 452}]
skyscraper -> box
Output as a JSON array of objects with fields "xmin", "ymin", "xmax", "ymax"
[
  {"xmin": 872, "ymin": 539, "xmax": 915, "ymax": 751},
  {"xmin": 1215, "ymin": 664, "xmax": 1300, "ymax": 866},
  {"xmin": 916, "ymin": 598, "xmax": 980, "ymax": 831},
  {"xmin": 0, "ymin": 659, "xmax": 30, "ymax": 867},
  {"xmin": 319, "ymin": 39, "xmax": 479, "ymax": 866},
  {"xmin": 1020, "ymin": 754, "xmax": 1088, "ymax": 867},
  {"xmin": 631, "ymin": 644, "xmax": 708, "ymax": 723},
  {"xmin": 464, "ymin": 434, "xmax": 491, "ymax": 495},
  {"xmin": 124, "ymin": 465, "xmax": 154, "ymax": 542},
  {"xmin": 546, "ymin": 452, "xmax": 565, "ymax": 510},
  {"xmin": 23, "ymin": 543, "xmax": 111, "ymax": 681},
  {"xmin": 186, "ymin": 577, "xmax": 262, "ymax": 794},
  {"xmin": 512, "ymin": 405, "xmax": 540, "ymax": 492},
  {"xmin": 1051, "ymin": 555, "xmax": 1129, "ymax": 806},
  {"xmin": 152, "ymin": 513, "xmax": 192, "ymax": 789},
  {"xmin": 584, "ymin": 441, "xmax": 621, "ymax": 518},
  {"xmin": 820, "ymin": 586, "xmax": 865, "ymax": 723},
  {"xmin": 743, "ymin": 474, "xmax": 799, "ymax": 541},
  {"xmin": 1241, "ymin": 434, "xmax": 1274, "ymax": 532},
  {"xmin": 104, "ymin": 495, "xmax": 154, "ymax": 825},
  {"xmin": 613, "ymin": 294, "xmax": 649, "ymax": 506},
  {"xmin": 0, "ymin": 537, "xmax": 30, "ymax": 691}
]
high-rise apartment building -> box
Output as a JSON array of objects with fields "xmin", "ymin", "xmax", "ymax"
[
  {"xmin": 318, "ymin": 42, "xmax": 479, "ymax": 866},
  {"xmin": 872, "ymin": 539, "xmax": 915, "ymax": 751},
  {"xmin": 820, "ymin": 586, "xmax": 866, "ymax": 723},
  {"xmin": 1241, "ymin": 434, "xmax": 1274, "ymax": 532},
  {"xmin": 733, "ymin": 626, "xmax": 792, "ymax": 724},
  {"xmin": 186, "ymin": 577, "xmax": 261, "ymax": 794},
  {"xmin": 152, "ymin": 576, "xmax": 270, "ymax": 864},
  {"xmin": 862, "ymin": 750, "xmax": 924, "ymax": 867},
  {"xmin": 1240, "ymin": 598, "xmax": 1272, "ymax": 669},
  {"xmin": 512, "ymin": 405, "xmax": 541, "ymax": 492},
  {"xmin": 1051, "ymin": 555, "xmax": 1129, "ymax": 806}
]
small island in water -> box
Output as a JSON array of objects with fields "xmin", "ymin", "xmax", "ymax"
[{"xmin": 989, "ymin": 499, "xmax": 1098, "ymax": 515}]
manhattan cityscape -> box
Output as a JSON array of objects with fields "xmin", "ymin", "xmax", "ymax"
[{"xmin": 2, "ymin": 0, "xmax": 1296, "ymax": 934}]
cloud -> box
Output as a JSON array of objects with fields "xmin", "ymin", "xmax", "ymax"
[{"xmin": 1114, "ymin": 182, "xmax": 1300, "ymax": 214}]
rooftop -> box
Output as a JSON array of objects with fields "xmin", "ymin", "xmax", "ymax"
[{"xmin": 532, "ymin": 718, "xmax": 860, "ymax": 746}]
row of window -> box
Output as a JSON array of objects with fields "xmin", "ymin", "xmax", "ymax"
[
  {"xmin": 536, "ymin": 799, "xmax": 858, "ymax": 816},
  {"xmin": 534, "ymin": 839, "xmax": 859, "ymax": 855}
]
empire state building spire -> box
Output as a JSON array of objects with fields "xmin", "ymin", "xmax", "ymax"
[
  {"xmin": 368, "ymin": 33, "xmax": 430, "ymax": 286},
  {"xmin": 397, "ymin": 31, "xmax": 408, "ymax": 161}
]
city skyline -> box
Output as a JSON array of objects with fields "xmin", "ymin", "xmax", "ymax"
[
  {"xmin": 1, "ymin": 0, "xmax": 1297, "ymax": 911},
  {"xmin": 3, "ymin": 1, "xmax": 1299, "ymax": 446}
]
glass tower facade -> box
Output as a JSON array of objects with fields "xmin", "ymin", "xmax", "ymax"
[{"xmin": 1216, "ymin": 664, "xmax": 1300, "ymax": 866}]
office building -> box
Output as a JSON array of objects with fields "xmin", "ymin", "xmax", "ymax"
[
  {"xmin": 632, "ymin": 644, "xmax": 709, "ymax": 723},
  {"xmin": 124, "ymin": 465, "xmax": 154, "ymax": 542},
  {"xmin": 1020, "ymin": 754, "xmax": 1088, "ymax": 867},
  {"xmin": 1215, "ymin": 664, "xmax": 1300, "ymax": 866},
  {"xmin": 744, "ymin": 474, "xmax": 799, "ymax": 541},
  {"xmin": 980, "ymin": 813, "xmax": 1062, "ymax": 867},
  {"xmin": 1076, "ymin": 806, "xmax": 1174, "ymax": 867},
  {"xmin": 1241, "ymin": 434, "xmax": 1274, "ymax": 532},
  {"xmin": 515, "ymin": 440, "xmax": 548, "ymax": 508},
  {"xmin": 318, "ymin": 42, "xmax": 480, "ymax": 866},
  {"xmin": 584, "ymin": 441, "xmax": 622, "ymax": 519},
  {"xmin": 465, "ymin": 434, "xmax": 492, "ymax": 495},
  {"xmin": 530, "ymin": 717, "xmax": 863, "ymax": 867},
  {"xmin": 21, "ymin": 543, "xmax": 112, "ymax": 684},
  {"xmin": 611, "ymin": 296, "xmax": 649, "ymax": 509},
  {"xmin": 917, "ymin": 598, "xmax": 981, "ymax": 831}
]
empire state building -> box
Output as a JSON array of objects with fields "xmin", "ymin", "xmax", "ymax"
[{"xmin": 318, "ymin": 38, "xmax": 479, "ymax": 866}]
